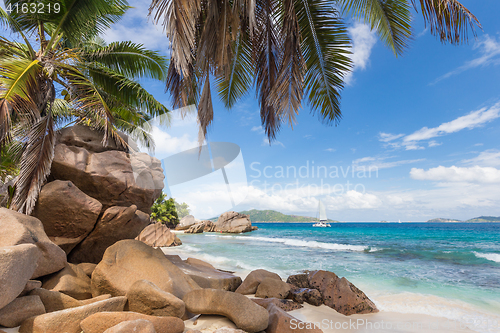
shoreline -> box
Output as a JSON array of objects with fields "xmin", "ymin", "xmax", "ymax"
[{"xmin": 161, "ymin": 246, "xmax": 483, "ymax": 333}]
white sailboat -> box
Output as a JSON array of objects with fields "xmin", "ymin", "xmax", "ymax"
[{"xmin": 313, "ymin": 200, "xmax": 331, "ymax": 227}]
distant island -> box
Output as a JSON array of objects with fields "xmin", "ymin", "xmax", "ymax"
[
  {"xmin": 427, "ymin": 216, "xmax": 500, "ymax": 223},
  {"xmin": 210, "ymin": 209, "xmax": 338, "ymax": 223}
]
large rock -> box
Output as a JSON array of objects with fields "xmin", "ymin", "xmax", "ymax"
[
  {"xmin": 203, "ymin": 221, "xmax": 216, "ymax": 232},
  {"xmin": 0, "ymin": 295, "xmax": 45, "ymax": 327},
  {"xmin": 103, "ymin": 319, "xmax": 156, "ymax": 333},
  {"xmin": 308, "ymin": 270, "xmax": 378, "ymax": 315},
  {"xmin": 91, "ymin": 240, "xmax": 200, "ymax": 299},
  {"xmin": 136, "ymin": 223, "xmax": 182, "ymax": 247},
  {"xmin": 255, "ymin": 277, "xmax": 291, "ymax": 299},
  {"xmin": 78, "ymin": 263, "xmax": 97, "ymax": 277},
  {"xmin": 32, "ymin": 180, "xmax": 102, "ymax": 254},
  {"xmin": 184, "ymin": 222, "xmax": 205, "ymax": 234},
  {"xmin": 286, "ymin": 273, "xmax": 310, "ymax": 288},
  {"xmin": 215, "ymin": 211, "xmax": 253, "ymax": 233},
  {"xmin": 42, "ymin": 263, "xmax": 92, "ymax": 300},
  {"xmin": 252, "ymin": 298, "xmax": 303, "ymax": 312},
  {"xmin": 259, "ymin": 303, "xmax": 323, "ymax": 333},
  {"xmin": 165, "ymin": 255, "xmax": 242, "ymax": 291},
  {"xmin": 126, "ymin": 280, "xmax": 185, "ymax": 318},
  {"xmin": 18, "ymin": 296, "xmax": 127, "ymax": 333},
  {"xmin": 0, "ymin": 244, "xmax": 41, "ymax": 310},
  {"xmin": 19, "ymin": 280, "xmax": 42, "ymax": 296},
  {"xmin": 30, "ymin": 288, "xmax": 111, "ymax": 312},
  {"xmin": 289, "ymin": 287, "xmax": 323, "ymax": 306},
  {"xmin": 51, "ymin": 140, "xmax": 163, "ymax": 214},
  {"xmin": 175, "ymin": 215, "xmax": 199, "ymax": 230},
  {"xmin": 56, "ymin": 125, "xmax": 129, "ymax": 154},
  {"xmin": 80, "ymin": 312, "xmax": 184, "ymax": 333},
  {"xmin": 69, "ymin": 205, "xmax": 150, "ymax": 264},
  {"xmin": 0, "ymin": 208, "xmax": 67, "ymax": 278},
  {"xmin": 235, "ymin": 269, "xmax": 282, "ymax": 295},
  {"xmin": 183, "ymin": 289, "xmax": 269, "ymax": 333}
]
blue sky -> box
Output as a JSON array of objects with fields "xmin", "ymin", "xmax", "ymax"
[{"xmin": 3, "ymin": 0, "xmax": 500, "ymax": 221}]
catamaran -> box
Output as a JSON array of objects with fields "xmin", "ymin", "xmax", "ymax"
[{"xmin": 313, "ymin": 200, "xmax": 331, "ymax": 227}]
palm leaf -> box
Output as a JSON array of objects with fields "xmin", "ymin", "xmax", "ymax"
[
  {"xmin": 197, "ymin": 75, "xmax": 213, "ymax": 145},
  {"xmin": 83, "ymin": 41, "xmax": 168, "ymax": 81},
  {"xmin": 254, "ymin": 0, "xmax": 281, "ymax": 140},
  {"xmin": 412, "ymin": 0, "xmax": 481, "ymax": 44},
  {"xmin": 11, "ymin": 110, "xmax": 55, "ymax": 214},
  {"xmin": 149, "ymin": 0, "xmax": 201, "ymax": 76},
  {"xmin": 341, "ymin": 0, "xmax": 412, "ymax": 55},
  {"xmin": 216, "ymin": 31, "xmax": 253, "ymax": 109},
  {"xmin": 297, "ymin": 0, "xmax": 352, "ymax": 125},
  {"xmin": 268, "ymin": 0, "xmax": 304, "ymax": 125}
]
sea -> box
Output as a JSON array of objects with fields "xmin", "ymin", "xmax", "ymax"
[{"xmin": 168, "ymin": 222, "xmax": 500, "ymax": 333}]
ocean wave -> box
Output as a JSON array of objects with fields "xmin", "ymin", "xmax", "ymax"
[
  {"xmin": 373, "ymin": 292, "xmax": 500, "ymax": 333},
  {"xmin": 206, "ymin": 234, "xmax": 368, "ymax": 252},
  {"xmin": 474, "ymin": 252, "xmax": 500, "ymax": 263}
]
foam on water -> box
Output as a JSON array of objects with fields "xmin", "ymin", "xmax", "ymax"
[
  {"xmin": 474, "ymin": 252, "xmax": 500, "ymax": 263},
  {"xmin": 373, "ymin": 292, "xmax": 500, "ymax": 333},
  {"xmin": 205, "ymin": 234, "xmax": 368, "ymax": 252}
]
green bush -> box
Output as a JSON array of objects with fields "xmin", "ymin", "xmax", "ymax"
[{"xmin": 150, "ymin": 192, "xmax": 190, "ymax": 225}]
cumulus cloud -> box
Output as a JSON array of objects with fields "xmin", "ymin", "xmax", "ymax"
[
  {"xmin": 462, "ymin": 149, "xmax": 500, "ymax": 167},
  {"xmin": 345, "ymin": 23, "xmax": 377, "ymax": 84},
  {"xmin": 410, "ymin": 166, "xmax": 500, "ymax": 183},
  {"xmin": 101, "ymin": 0, "xmax": 170, "ymax": 54},
  {"xmin": 432, "ymin": 34, "xmax": 500, "ymax": 84}
]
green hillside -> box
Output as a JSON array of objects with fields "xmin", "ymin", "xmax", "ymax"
[
  {"xmin": 239, "ymin": 209, "xmax": 337, "ymax": 223},
  {"xmin": 465, "ymin": 216, "xmax": 500, "ymax": 222},
  {"xmin": 427, "ymin": 218, "xmax": 462, "ymax": 222}
]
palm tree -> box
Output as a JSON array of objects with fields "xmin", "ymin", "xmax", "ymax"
[
  {"xmin": 0, "ymin": 0, "xmax": 170, "ymax": 214},
  {"xmin": 148, "ymin": 0, "xmax": 480, "ymax": 141}
]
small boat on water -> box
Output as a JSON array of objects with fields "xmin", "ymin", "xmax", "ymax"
[{"xmin": 313, "ymin": 200, "xmax": 331, "ymax": 227}]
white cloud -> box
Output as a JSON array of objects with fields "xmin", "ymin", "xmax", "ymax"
[
  {"xmin": 462, "ymin": 149, "xmax": 500, "ymax": 167},
  {"xmin": 380, "ymin": 102, "xmax": 500, "ymax": 150},
  {"xmin": 410, "ymin": 166, "xmax": 500, "ymax": 183},
  {"xmin": 325, "ymin": 148, "xmax": 336, "ymax": 152},
  {"xmin": 378, "ymin": 132, "xmax": 404, "ymax": 142},
  {"xmin": 353, "ymin": 156, "xmax": 424, "ymax": 170},
  {"xmin": 432, "ymin": 34, "xmax": 500, "ymax": 84},
  {"xmin": 262, "ymin": 137, "xmax": 285, "ymax": 148},
  {"xmin": 428, "ymin": 141, "xmax": 442, "ymax": 147},
  {"xmin": 404, "ymin": 103, "xmax": 500, "ymax": 142},
  {"xmin": 145, "ymin": 126, "xmax": 199, "ymax": 155},
  {"xmin": 252, "ymin": 126, "xmax": 265, "ymax": 134},
  {"xmin": 345, "ymin": 23, "xmax": 377, "ymax": 84},
  {"xmin": 101, "ymin": 0, "xmax": 170, "ymax": 54}
]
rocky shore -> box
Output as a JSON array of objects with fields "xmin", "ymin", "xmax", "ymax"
[{"xmin": 0, "ymin": 204, "xmax": 378, "ymax": 333}]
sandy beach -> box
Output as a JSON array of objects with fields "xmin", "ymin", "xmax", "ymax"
[{"xmin": 162, "ymin": 247, "xmax": 476, "ymax": 333}]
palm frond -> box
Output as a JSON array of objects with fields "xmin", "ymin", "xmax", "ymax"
[
  {"xmin": 81, "ymin": 63, "xmax": 169, "ymax": 119},
  {"xmin": 254, "ymin": 0, "xmax": 281, "ymax": 140},
  {"xmin": 166, "ymin": 62, "xmax": 199, "ymax": 109},
  {"xmin": 412, "ymin": 0, "xmax": 481, "ymax": 44},
  {"xmin": 268, "ymin": 0, "xmax": 304, "ymax": 125},
  {"xmin": 341, "ymin": 0, "xmax": 412, "ymax": 55},
  {"xmin": 11, "ymin": 110, "xmax": 55, "ymax": 214},
  {"xmin": 297, "ymin": 0, "xmax": 352, "ymax": 125},
  {"xmin": 216, "ymin": 31, "xmax": 253, "ymax": 109},
  {"xmin": 149, "ymin": 0, "xmax": 201, "ymax": 76},
  {"xmin": 197, "ymin": 75, "xmax": 213, "ymax": 145},
  {"xmin": 83, "ymin": 41, "xmax": 169, "ymax": 81}
]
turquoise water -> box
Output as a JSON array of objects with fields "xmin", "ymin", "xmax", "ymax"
[{"xmin": 169, "ymin": 223, "xmax": 500, "ymax": 332}]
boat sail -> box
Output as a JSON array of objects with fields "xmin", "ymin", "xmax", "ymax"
[{"xmin": 313, "ymin": 200, "xmax": 331, "ymax": 227}]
